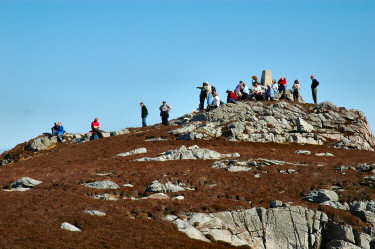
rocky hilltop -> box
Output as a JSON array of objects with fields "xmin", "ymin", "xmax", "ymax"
[
  {"xmin": 0, "ymin": 100, "xmax": 375, "ymax": 249},
  {"xmin": 171, "ymin": 100, "xmax": 375, "ymax": 151}
]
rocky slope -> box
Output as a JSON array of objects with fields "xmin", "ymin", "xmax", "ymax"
[
  {"xmin": 0, "ymin": 100, "xmax": 375, "ymax": 248},
  {"xmin": 170, "ymin": 100, "xmax": 375, "ymax": 151}
]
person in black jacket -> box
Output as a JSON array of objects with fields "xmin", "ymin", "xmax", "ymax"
[
  {"xmin": 140, "ymin": 102, "xmax": 148, "ymax": 127},
  {"xmin": 311, "ymin": 75, "xmax": 319, "ymax": 105}
]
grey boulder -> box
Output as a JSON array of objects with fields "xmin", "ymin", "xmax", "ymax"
[
  {"xmin": 11, "ymin": 177, "xmax": 42, "ymax": 189},
  {"xmin": 84, "ymin": 180, "xmax": 119, "ymax": 189},
  {"xmin": 303, "ymin": 189, "xmax": 339, "ymax": 203}
]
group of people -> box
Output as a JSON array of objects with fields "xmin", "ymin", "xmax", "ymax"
[
  {"xmin": 49, "ymin": 75, "xmax": 320, "ymax": 143},
  {"xmin": 197, "ymin": 74, "xmax": 320, "ymax": 111}
]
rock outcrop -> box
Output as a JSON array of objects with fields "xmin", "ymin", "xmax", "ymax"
[
  {"xmin": 135, "ymin": 145, "xmax": 240, "ymax": 161},
  {"xmin": 166, "ymin": 205, "xmax": 374, "ymax": 249},
  {"xmin": 4, "ymin": 177, "xmax": 42, "ymax": 192},
  {"xmin": 170, "ymin": 101, "xmax": 375, "ymax": 151}
]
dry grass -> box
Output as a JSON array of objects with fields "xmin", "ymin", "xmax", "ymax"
[{"xmin": 0, "ymin": 124, "xmax": 374, "ymax": 248}]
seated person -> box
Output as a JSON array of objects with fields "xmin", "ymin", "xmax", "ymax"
[
  {"xmin": 240, "ymin": 83, "xmax": 249, "ymax": 100},
  {"xmin": 250, "ymin": 82, "xmax": 264, "ymax": 101},
  {"xmin": 234, "ymin": 81, "xmax": 243, "ymax": 93},
  {"xmin": 52, "ymin": 122, "xmax": 65, "ymax": 142},
  {"xmin": 207, "ymin": 93, "xmax": 221, "ymax": 111},
  {"xmin": 51, "ymin": 122, "xmax": 58, "ymax": 134},
  {"xmin": 91, "ymin": 117, "xmax": 103, "ymax": 139},
  {"xmin": 226, "ymin": 90, "xmax": 238, "ymax": 103},
  {"xmin": 265, "ymin": 84, "xmax": 275, "ymax": 101}
]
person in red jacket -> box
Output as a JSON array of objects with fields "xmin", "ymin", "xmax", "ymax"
[
  {"xmin": 91, "ymin": 117, "xmax": 103, "ymax": 139},
  {"xmin": 278, "ymin": 76, "xmax": 287, "ymax": 94},
  {"xmin": 226, "ymin": 90, "xmax": 238, "ymax": 103}
]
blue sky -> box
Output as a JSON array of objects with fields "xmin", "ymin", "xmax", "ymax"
[{"xmin": 1, "ymin": 0, "xmax": 374, "ymax": 150}]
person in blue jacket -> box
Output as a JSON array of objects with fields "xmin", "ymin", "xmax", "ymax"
[{"xmin": 52, "ymin": 122, "xmax": 65, "ymax": 142}]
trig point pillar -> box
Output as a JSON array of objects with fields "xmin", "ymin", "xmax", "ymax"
[{"xmin": 261, "ymin": 70, "xmax": 272, "ymax": 87}]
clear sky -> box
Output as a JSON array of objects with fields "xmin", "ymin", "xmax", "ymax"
[{"xmin": 1, "ymin": 0, "xmax": 374, "ymax": 151}]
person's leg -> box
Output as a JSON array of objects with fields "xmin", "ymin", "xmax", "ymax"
[
  {"xmin": 142, "ymin": 117, "xmax": 147, "ymax": 127},
  {"xmin": 97, "ymin": 131, "xmax": 103, "ymax": 138},
  {"xmin": 199, "ymin": 96, "xmax": 205, "ymax": 112},
  {"xmin": 162, "ymin": 113, "xmax": 167, "ymax": 125},
  {"xmin": 57, "ymin": 134, "xmax": 63, "ymax": 142},
  {"xmin": 206, "ymin": 93, "xmax": 213, "ymax": 107},
  {"xmin": 312, "ymin": 88, "xmax": 318, "ymax": 105}
]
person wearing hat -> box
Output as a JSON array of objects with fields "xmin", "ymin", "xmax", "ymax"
[
  {"xmin": 140, "ymin": 102, "xmax": 148, "ymax": 127},
  {"xmin": 226, "ymin": 90, "xmax": 238, "ymax": 104},
  {"xmin": 159, "ymin": 101, "xmax": 172, "ymax": 125}
]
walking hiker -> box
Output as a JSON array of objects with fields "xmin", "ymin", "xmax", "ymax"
[
  {"xmin": 311, "ymin": 75, "xmax": 319, "ymax": 105},
  {"xmin": 140, "ymin": 102, "xmax": 148, "ymax": 127},
  {"xmin": 159, "ymin": 101, "xmax": 172, "ymax": 125},
  {"xmin": 292, "ymin": 80, "xmax": 300, "ymax": 102},
  {"xmin": 91, "ymin": 117, "xmax": 103, "ymax": 139}
]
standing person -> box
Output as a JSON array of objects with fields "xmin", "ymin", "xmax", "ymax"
[
  {"xmin": 140, "ymin": 102, "xmax": 148, "ymax": 127},
  {"xmin": 251, "ymin": 76, "xmax": 259, "ymax": 86},
  {"xmin": 159, "ymin": 101, "xmax": 172, "ymax": 125},
  {"xmin": 205, "ymin": 82, "xmax": 213, "ymax": 109},
  {"xmin": 278, "ymin": 76, "xmax": 287, "ymax": 94},
  {"xmin": 311, "ymin": 75, "xmax": 319, "ymax": 105},
  {"xmin": 91, "ymin": 117, "xmax": 103, "ymax": 139},
  {"xmin": 197, "ymin": 82, "xmax": 211, "ymax": 112},
  {"xmin": 271, "ymin": 79, "xmax": 278, "ymax": 94},
  {"xmin": 292, "ymin": 80, "xmax": 301, "ymax": 102}
]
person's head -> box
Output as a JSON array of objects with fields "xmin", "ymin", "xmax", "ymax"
[
  {"xmin": 272, "ymin": 79, "xmax": 276, "ymax": 83},
  {"xmin": 163, "ymin": 101, "xmax": 166, "ymax": 105},
  {"xmin": 294, "ymin": 80, "xmax": 299, "ymax": 84},
  {"xmin": 255, "ymin": 82, "xmax": 259, "ymax": 86},
  {"xmin": 203, "ymin": 81, "xmax": 209, "ymax": 86},
  {"xmin": 281, "ymin": 76, "xmax": 285, "ymax": 80},
  {"xmin": 239, "ymin": 80, "xmax": 243, "ymax": 84},
  {"xmin": 252, "ymin": 75, "xmax": 258, "ymax": 81},
  {"xmin": 140, "ymin": 102, "xmax": 144, "ymax": 106},
  {"xmin": 226, "ymin": 90, "xmax": 231, "ymax": 94},
  {"xmin": 213, "ymin": 92, "xmax": 218, "ymax": 97},
  {"xmin": 243, "ymin": 83, "xmax": 246, "ymax": 87},
  {"xmin": 267, "ymin": 84, "xmax": 271, "ymax": 89},
  {"xmin": 311, "ymin": 75, "xmax": 315, "ymax": 79},
  {"xmin": 54, "ymin": 122, "xmax": 58, "ymax": 126},
  {"xmin": 58, "ymin": 122, "xmax": 62, "ymax": 126},
  {"xmin": 94, "ymin": 117, "xmax": 98, "ymax": 122}
]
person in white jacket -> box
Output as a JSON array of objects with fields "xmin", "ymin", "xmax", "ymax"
[{"xmin": 207, "ymin": 92, "xmax": 221, "ymax": 111}]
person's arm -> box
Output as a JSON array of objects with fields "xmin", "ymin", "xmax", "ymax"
[
  {"xmin": 145, "ymin": 106, "xmax": 148, "ymax": 116},
  {"xmin": 168, "ymin": 105, "xmax": 172, "ymax": 111}
]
